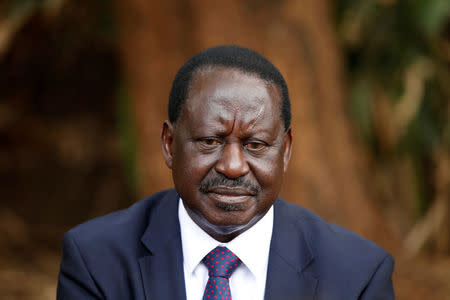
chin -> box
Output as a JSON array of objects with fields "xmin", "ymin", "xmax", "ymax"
[
  {"xmin": 208, "ymin": 211, "xmax": 261, "ymax": 232},
  {"xmin": 215, "ymin": 202, "xmax": 246, "ymax": 211}
]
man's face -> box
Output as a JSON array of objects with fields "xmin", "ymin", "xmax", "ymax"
[{"xmin": 162, "ymin": 67, "xmax": 292, "ymax": 242}]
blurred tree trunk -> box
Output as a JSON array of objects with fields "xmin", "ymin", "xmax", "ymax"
[{"xmin": 116, "ymin": 0, "xmax": 397, "ymax": 249}]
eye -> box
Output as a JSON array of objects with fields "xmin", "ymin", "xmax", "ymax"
[
  {"xmin": 198, "ymin": 137, "xmax": 222, "ymax": 147},
  {"xmin": 244, "ymin": 141, "xmax": 266, "ymax": 151}
]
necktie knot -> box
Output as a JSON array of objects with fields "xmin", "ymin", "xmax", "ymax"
[{"xmin": 202, "ymin": 246, "xmax": 242, "ymax": 279}]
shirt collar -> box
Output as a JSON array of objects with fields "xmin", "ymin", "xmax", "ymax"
[
  {"xmin": 226, "ymin": 205, "xmax": 273, "ymax": 277},
  {"xmin": 179, "ymin": 198, "xmax": 219, "ymax": 275},
  {"xmin": 178, "ymin": 198, "xmax": 274, "ymax": 277}
]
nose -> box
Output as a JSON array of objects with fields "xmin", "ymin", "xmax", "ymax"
[{"xmin": 215, "ymin": 143, "xmax": 250, "ymax": 178}]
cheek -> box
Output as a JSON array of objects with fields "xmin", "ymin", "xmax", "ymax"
[
  {"xmin": 249, "ymin": 156, "xmax": 284, "ymax": 190},
  {"xmin": 173, "ymin": 145, "xmax": 217, "ymax": 183}
]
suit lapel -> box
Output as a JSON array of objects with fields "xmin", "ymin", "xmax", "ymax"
[
  {"xmin": 264, "ymin": 198, "xmax": 318, "ymax": 300},
  {"xmin": 138, "ymin": 190, "xmax": 187, "ymax": 300}
]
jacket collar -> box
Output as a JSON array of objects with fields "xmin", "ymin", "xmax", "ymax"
[
  {"xmin": 138, "ymin": 189, "xmax": 187, "ymax": 300},
  {"xmin": 264, "ymin": 197, "xmax": 318, "ymax": 299}
]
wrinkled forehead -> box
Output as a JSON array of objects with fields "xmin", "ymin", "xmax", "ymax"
[
  {"xmin": 178, "ymin": 66, "xmax": 283, "ymax": 133},
  {"xmin": 186, "ymin": 66, "xmax": 281, "ymax": 113}
]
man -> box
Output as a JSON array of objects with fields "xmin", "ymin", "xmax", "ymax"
[{"xmin": 57, "ymin": 45, "xmax": 394, "ymax": 299}]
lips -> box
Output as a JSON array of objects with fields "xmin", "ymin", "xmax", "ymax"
[
  {"xmin": 206, "ymin": 186, "xmax": 255, "ymax": 196},
  {"xmin": 205, "ymin": 186, "xmax": 255, "ymax": 204}
]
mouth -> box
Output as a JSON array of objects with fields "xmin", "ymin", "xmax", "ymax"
[{"xmin": 205, "ymin": 186, "xmax": 256, "ymax": 204}]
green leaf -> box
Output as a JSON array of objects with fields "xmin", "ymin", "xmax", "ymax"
[{"xmin": 415, "ymin": 0, "xmax": 450, "ymax": 36}]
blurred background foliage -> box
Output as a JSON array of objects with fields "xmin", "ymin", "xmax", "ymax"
[
  {"xmin": 0, "ymin": 0, "xmax": 449, "ymax": 299},
  {"xmin": 336, "ymin": 0, "xmax": 449, "ymax": 254},
  {"xmin": 338, "ymin": 0, "xmax": 449, "ymax": 157}
]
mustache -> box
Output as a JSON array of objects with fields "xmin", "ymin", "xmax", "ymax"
[{"xmin": 199, "ymin": 174, "xmax": 260, "ymax": 195}]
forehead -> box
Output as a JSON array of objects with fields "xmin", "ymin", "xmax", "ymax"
[{"xmin": 180, "ymin": 67, "xmax": 282, "ymax": 124}]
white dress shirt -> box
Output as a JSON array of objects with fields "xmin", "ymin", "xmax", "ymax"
[{"xmin": 178, "ymin": 198, "xmax": 274, "ymax": 300}]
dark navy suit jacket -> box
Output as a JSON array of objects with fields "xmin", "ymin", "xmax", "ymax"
[{"xmin": 57, "ymin": 189, "xmax": 394, "ymax": 299}]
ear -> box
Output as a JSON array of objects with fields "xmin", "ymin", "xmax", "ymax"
[
  {"xmin": 282, "ymin": 128, "xmax": 292, "ymax": 173},
  {"xmin": 161, "ymin": 120, "xmax": 175, "ymax": 169}
]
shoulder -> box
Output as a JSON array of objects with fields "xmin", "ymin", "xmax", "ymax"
[
  {"xmin": 63, "ymin": 189, "xmax": 177, "ymax": 255},
  {"xmin": 275, "ymin": 198, "xmax": 390, "ymax": 259},
  {"xmin": 57, "ymin": 189, "xmax": 179, "ymax": 298},
  {"xmin": 275, "ymin": 198, "xmax": 394, "ymax": 296}
]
